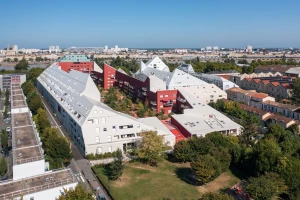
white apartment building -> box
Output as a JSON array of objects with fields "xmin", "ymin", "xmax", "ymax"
[
  {"xmin": 0, "ymin": 83, "xmax": 78, "ymax": 200},
  {"xmin": 37, "ymin": 64, "xmax": 175, "ymax": 156},
  {"xmin": 0, "ymin": 74, "xmax": 26, "ymax": 92},
  {"xmin": 139, "ymin": 56, "xmax": 170, "ymax": 72}
]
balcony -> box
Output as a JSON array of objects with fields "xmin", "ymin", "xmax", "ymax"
[
  {"xmin": 163, "ymin": 100, "xmax": 173, "ymax": 107},
  {"xmin": 177, "ymin": 97, "xmax": 186, "ymax": 103},
  {"xmin": 142, "ymin": 87, "xmax": 147, "ymax": 91},
  {"xmin": 181, "ymin": 104, "xmax": 190, "ymax": 109},
  {"xmin": 115, "ymin": 79, "xmax": 118, "ymax": 82},
  {"xmin": 129, "ymin": 85, "xmax": 135, "ymax": 89},
  {"xmin": 150, "ymin": 101, "xmax": 157, "ymax": 106},
  {"xmin": 124, "ymin": 81, "xmax": 129, "ymax": 86},
  {"xmin": 142, "ymin": 92, "xmax": 147, "ymax": 96},
  {"xmin": 119, "ymin": 81, "xmax": 123, "ymax": 84}
]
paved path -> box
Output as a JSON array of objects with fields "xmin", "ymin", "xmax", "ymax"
[{"xmin": 39, "ymin": 94, "xmax": 111, "ymax": 199}]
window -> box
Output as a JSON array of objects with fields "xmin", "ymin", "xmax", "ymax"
[
  {"xmin": 96, "ymin": 147, "xmax": 102, "ymax": 154},
  {"xmin": 94, "ymin": 118, "xmax": 99, "ymax": 124},
  {"xmin": 165, "ymin": 95, "xmax": 168, "ymax": 97},
  {"xmin": 160, "ymin": 95, "xmax": 163, "ymax": 98},
  {"xmin": 103, "ymin": 128, "xmax": 107, "ymax": 131},
  {"xmin": 219, "ymin": 95, "xmax": 222, "ymax": 97},
  {"xmin": 109, "ymin": 146, "xmax": 112, "ymax": 152},
  {"xmin": 112, "ymin": 125, "xmax": 117, "ymax": 131},
  {"xmin": 95, "ymin": 137, "xmax": 100, "ymax": 143},
  {"xmin": 137, "ymin": 124, "xmax": 140, "ymax": 128},
  {"xmin": 96, "ymin": 127, "xmax": 100, "ymax": 133},
  {"xmin": 114, "ymin": 135, "xmax": 119, "ymax": 139},
  {"xmin": 102, "ymin": 118, "xmax": 106, "ymax": 123},
  {"xmin": 87, "ymin": 119, "xmax": 94, "ymax": 124},
  {"xmin": 30, "ymin": 198, "xmax": 34, "ymax": 200},
  {"xmin": 210, "ymin": 95, "xmax": 214, "ymax": 98},
  {"xmin": 108, "ymin": 135, "xmax": 112, "ymax": 142}
]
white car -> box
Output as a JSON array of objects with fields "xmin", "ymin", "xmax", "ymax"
[{"xmin": 6, "ymin": 127, "xmax": 11, "ymax": 132}]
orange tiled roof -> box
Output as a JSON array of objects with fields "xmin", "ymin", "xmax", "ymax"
[
  {"xmin": 218, "ymin": 75, "xmax": 230, "ymax": 80},
  {"xmin": 271, "ymin": 82, "xmax": 280, "ymax": 87},
  {"xmin": 253, "ymin": 79, "xmax": 261, "ymax": 83},
  {"xmin": 261, "ymin": 80, "xmax": 270, "ymax": 85},
  {"xmin": 250, "ymin": 93, "xmax": 269, "ymax": 99},
  {"xmin": 281, "ymin": 83, "xmax": 292, "ymax": 89}
]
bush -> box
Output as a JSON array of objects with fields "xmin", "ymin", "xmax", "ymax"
[{"xmin": 86, "ymin": 151, "xmax": 117, "ymax": 160}]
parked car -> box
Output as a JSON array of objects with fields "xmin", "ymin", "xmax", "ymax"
[
  {"xmin": 6, "ymin": 127, "xmax": 11, "ymax": 132},
  {"xmin": 98, "ymin": 194, "xmax": 106, "ymax": 200}
]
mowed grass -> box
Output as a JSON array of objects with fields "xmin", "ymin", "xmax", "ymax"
[
  {"xmin": 93, "ymin": 160, "xmax": 200, "ymax": 200},
  {"xmin": 93, "ymin": 160, "xmax": 244, "ymax": 200}
]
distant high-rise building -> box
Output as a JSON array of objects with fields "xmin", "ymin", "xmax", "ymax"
[
  {"xmin": 246, "ymin": 45, "xmax": 253, "ymax": 53},
  {"xmin": 213, "ymin": 46, "xmax": 219, "ymax": 51}
]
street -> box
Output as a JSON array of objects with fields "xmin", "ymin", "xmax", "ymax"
[
  {"xmin": 0, "ymin": 92, "xmax": 13, "ymax": 180},
  {"xmin": 39, "ymin": 93, "xmax": 111, "ymax": 200}
]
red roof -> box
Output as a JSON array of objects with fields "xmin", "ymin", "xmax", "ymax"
[
  {"xmin": 281, "ymin": 83, "xmax": 293, "ymax": 89},
  {"xmin": 271, "ymin": 82, "xmax": 280, "ymax": 87},
  {"xmin": 253, "ymin": 79, "xmax": 261, "ymax": 83},
  {"xmin": 261, "ymin": 80, "xmax": 270, "ymax": 85},
  {"xmin": 250, "ymin": 93, "xmax": 269, "ymax": 99},
  {"xmin": 218, "ymin": 75, "xmax": 230, "ymax": 80}
]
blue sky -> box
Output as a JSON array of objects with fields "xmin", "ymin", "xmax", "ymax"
[{"xmin": 0, "ymin": 0, "xmax": 299, "ymax": 48}]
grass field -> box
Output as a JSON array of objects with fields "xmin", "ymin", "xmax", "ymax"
[{"xmin": 93, "ymin": 160, "xmax": 244, "ymax": 200}]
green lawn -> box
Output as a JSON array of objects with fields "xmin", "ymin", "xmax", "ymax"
[
  {"xmin": 93, "ymin": 160, "xmax": 200, "ymax": 200},
  {"xmin": 92, "ymin": 160, "xmax": 243, "ymax": 200}
]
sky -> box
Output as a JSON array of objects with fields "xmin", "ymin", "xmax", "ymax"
[{"xmin": 0, "ymin": 0, "xmax": 300, "ymax": 49}]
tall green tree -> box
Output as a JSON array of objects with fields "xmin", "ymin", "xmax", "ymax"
[
  {"xmin": 246, "ymin": 173, "xmax": 287, "ymax": 200},
  {"xmin": 0, "ymin": 129, "xmax": 8, "ymax": 149},
  {"xmin": 15, "ymin": 57, "xmax": 29, "ymax": 70},
  {"xmin": 0, "ymin": 156, "xmax": 7, "ymax": 177},
  {"xmin": 136, "ymin": 130, "xmax": 165, "ymax": 166},
  {"xmin": 190, "ymin": 155, "xmax": 221, "ymax": 185},
  {"xmin": 108, "ymin": 148, "xmax": 124, "ymax": 180},
  {"xmin": 57, "ymin": 184, "xmax": 94, "ymax": 200},
  {"xmin": 173, "ymin": 140, "xmax": 193, "ymax": 162}
]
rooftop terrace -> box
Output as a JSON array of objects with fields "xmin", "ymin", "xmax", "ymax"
[{"xmin": 0, "ymin": 168, "xmax": 77, "ymax": 200}]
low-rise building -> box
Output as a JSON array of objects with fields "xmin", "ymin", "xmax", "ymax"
[
  {"xmin": 240, "ymin": 77, "xmax": 293, "ymax": 98},
  {"xmin": 229, "ymin": 72, "xmax": 282, "ymax": 86},
  {"xmin": 260, "ymin": 100, "xmax": 300, "ymax": 120},
  {"xmin": 226, "ymin": 87, "xmax": 275, "ymax": 107},
  {"xmin": 254, "ymin": 65, "xmax": 299, "ymax": 75}
]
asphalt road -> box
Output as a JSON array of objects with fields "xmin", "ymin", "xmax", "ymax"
[
  {"xmin": 39, "ymin": 94, "xmax": 111, "ymax": 200},
  {"xmin": 0, "ymin": 93, "xmax": 13, "ymax": 180}
]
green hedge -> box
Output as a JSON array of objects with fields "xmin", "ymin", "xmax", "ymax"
[{"xmin": 86, "ymin": 151, "xmax": 117, "ymax": 160}]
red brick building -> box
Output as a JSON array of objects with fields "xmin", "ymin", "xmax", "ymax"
[{"xmin": 56, "ymin": 54, "xmax": 94, "ymax": 73}]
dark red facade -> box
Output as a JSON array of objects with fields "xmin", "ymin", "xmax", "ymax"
[
  {"xmin": 57, "ymin": 61, "xmax": 94, "ymax": 73},
  {"xmin": 91, "ymin": 63, "xmax": 179, "ymax": 114},
  {"xmin": 170, "ymin": 117, "xmax": 192, "ymax": 138}
]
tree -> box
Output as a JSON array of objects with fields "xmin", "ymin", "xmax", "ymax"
[
  {"xmin": 246, "ymin": 172, "xmax": 287, "ymax": 200},
  {"xmin": 0, "ymin": 156, "xmax": 7, "ymax": 177},
  {"xmin": 44, "ymin": 128, "xmax": 72, "ymax": 168},
  {"xmin": 199, "ymin": 192, "xmax": 234, "ymax": 200},
  {"xmin": 209, "ymin": 146, "xmax": 231, "ymax": 172},
  {"xmin": 26, "ymin": 92, "xmax": 44, "ymax": 115},
  {"xmin": 0, "ymin": 129, "xmax": 8, "ymax": 149},
  {"xmin": 27, "ymin": 67, "xmax": 44, "ymax": 84},
  {"xmin": 190, "ymin": 155, "xmax": 221, "ymax": 185},
  {"xmin": 266, "ymin": 124, "xmax": 289, "ymax": 142},
  {"xmin": 15, "ymin": 57, "xmax": 29, "ymax": 70},
  {"xmin": 173, "ymin": 140, "xmax": 193, "ymax": 162},
  {"xmin": 136, "ymin": 130, "xmax": 165, "ymax": 166},
  {"xmin": 57, "ymin": 184, "xmax": 94, "ymax": 200},
  {"xmin": 107, "ymin": 148, "xmax": 124, "ymax": 180},
  {"xmin": 37, "ymin": 108, "xmax": 51, "ymax": 133},
  {"xmin": 13, "ymin": 58, "xmax": 19, "ymax": 62}
]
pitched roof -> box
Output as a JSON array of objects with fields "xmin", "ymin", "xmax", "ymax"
[
  {"xmin": 281, "ymin": 83, "xmax": 293, "ymax": 89},
  {"xmin": 271, "ymin": 82, "xmax": 280, "ymax": 87},
  {"xmin": 263, "ymin": 100, "xmax": 300, "ymax": 111},
  {"xmin": 253, "ymin": 79, "xmax": 261, "ymax": 83},
  {"xmin": 250, "ymin": 93, "xmax": 269, "ymax": 99},
  {"xmin": 261, "ymin": 80, "xmax": 270, "ymax": 85},
  {"xmin": 255, "ymin": 65, "xmax": 298, "ymax": 73}
]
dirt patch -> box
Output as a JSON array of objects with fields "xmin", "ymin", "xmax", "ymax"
[
  {"xmin": 198, "ymin": 172, "xmax": 238, "ymax": 194},
  {"xmin": 113, "ymin": 175, "xmax": 131, "ymax": 187}
]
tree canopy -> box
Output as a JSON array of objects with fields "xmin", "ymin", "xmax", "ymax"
[
  {"xmin": 15, "ymin": 57, "xmax": 29, "ymax": 70},
  {"xmin": 57, "ymin": 184, "xmax": 94, "ymax": 200}
]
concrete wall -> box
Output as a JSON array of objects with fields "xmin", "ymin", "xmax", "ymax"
[{"xmin": 13, "ymin": 160, "xmax": 45, "ymax": 180}]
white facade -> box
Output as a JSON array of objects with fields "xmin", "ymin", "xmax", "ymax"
[
  {"xmin": 37, "ymin": 64, "xmax": 175, "ymax": 155},
  {"xmin": 193, "ymin": 73, "xmax": 239, "ymax": 91},
  {"xmin": 178, "ymin": 84, "xmax": 227, "ymax": 104},
  {"xmin": 177, "ymin": 63, "xmax": 195, "ymax": 74},
  {"xmin": 246, "ymin": 45, "xmax": 253, "ymax": 53},
  {"xmin": 145, "ymin": 56, "xmax": 170, "ymax": 72},
  {"xmin": 174, "ymin": 49, "xmax": 188, "ymax": 53}
]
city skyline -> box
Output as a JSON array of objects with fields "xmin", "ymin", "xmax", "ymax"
[{"xmin": 1, "ymin": 0, "xmax": 300, "ymax": 48}]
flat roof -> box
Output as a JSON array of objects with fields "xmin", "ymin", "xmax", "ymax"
[
  {"xmin": 12, "ymin": 112, "xmax": 43, "ymax": 165},
  {"xmin": 12, "ymin": 95, "xmax": 24, "ymax": 101},
  {"xmin": 12, "ymin": 100, "xmax": 26, "ymax": 108},
  {"xmin": 0, "ymin": 168, "xmax": 77, "ymax": 199},
  {"xmin": 14, "ymin": 126, "xmax": 38, "ymax": 148},
  {"xmin": 12, "ymin": 90, "xmax": 22, "ymax": 95}
]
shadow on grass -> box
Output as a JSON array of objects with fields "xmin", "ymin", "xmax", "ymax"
[
  {"xmin": 175, "ymin": 167, "xmax": 200, "ymax": 186},
  {"xmin": 165, "ymin": 153, "xmax": 179, "ymax": 163},
  {"xmin": 229, "ymin": 166, "xmax": 248, "ymax": 180}
]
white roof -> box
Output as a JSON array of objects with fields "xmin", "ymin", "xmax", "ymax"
[
  {"xmin": 172, "ymin": 106, "xmax": 242, "ymax": 137},
  {"xmin": 177, "ymin": 63, "xmax": 195, "ymax": 74},
  {"xmin": 146, "ymin": 56, "xmax": 169, "ymax": 72},
  {"xmin": 286, "ymin": 67, "xmax": 300, "ymax": 74},
  {"xmin": 178, "ymin": 84, "xmax": 227, "ymax": 107}
]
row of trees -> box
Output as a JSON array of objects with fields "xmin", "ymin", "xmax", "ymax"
[
  {"xmin": 0, "ymin": 129, "xmax": 8, "ymax": 179},
  {"xmin": 15, "ymin": 58, "xmax": 30, "ymax": 71},
  {"xmin": 172, "ymin": 122, "xmax": 300, "ymax": 199}
]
